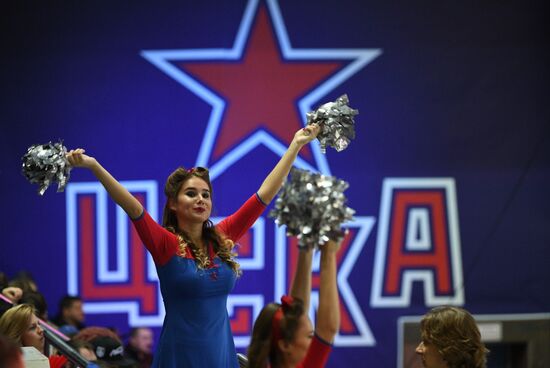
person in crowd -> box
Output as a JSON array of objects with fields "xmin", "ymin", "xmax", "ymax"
[
  {"xmin": 71, "ymin": 327, "xmax": 136, "ymax": 367},
  {"xmin": 124, "ymin": 327, "xmax": 154, "ymax": 368},
  {"xmin": 91, "ymin": 335, "xmax": 137, "ymax": 368},
  {"xmin": 8, "ymin": 271, "xmax": 39, "ymax": 294},
  {"xmin": 415, "ymin": 306, "xmax": 489, "ymax": 368},
  {"xmin": 19, "ymin": 290, "xmax": 49, "ymax": 321},
  {"xmin": 70, "ymin": 338, "xmax": 98, "ymax": 362},
  {"xmin": 66, "ymin": 124, "xmax": 319, "ymax": 367},
  {"xmin": 247, "ymin": 238, "xmax": 340, "ymax": 368},
  {"xmin": 72, "ymin": 326, "xmax": 122, "ymax": 344},
  {"xmin": 0, "ymin": 304, "xmax": 68, "ymax": 367},
  {"xmin": 52, "ymin": 295, "xmax": 85, "ymax": 337},
  {"xmin": 0, "ymin": 333, "xmax": 25, "ymax": 368},
  {"xmin": 0, "ymin": 304, "xmax": 45, "ymax": 354}
]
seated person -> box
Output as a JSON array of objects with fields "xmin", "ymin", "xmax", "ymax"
[
  {"xmin": 416, "ymin": 306, "xmax": 489, "ymax": 368},
  {"xmin": 52, "ymin": 295, "xmax": 85, "ymax": 337},
  {"xmin": 124, "ymin": 327, "xmax": 154, "ymax": 368},
  {"xmin": 0, "ymin": 304, "xmax": 68, "ymax": 368}
]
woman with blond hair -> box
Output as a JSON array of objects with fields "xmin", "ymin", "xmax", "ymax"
[
  {"xmin": 416, "ymin": 306, "xmax": 489, "ymax": 368},
  {"xmin": 0, "ymin": 304, "xmax": 45, "ymax": 354}
]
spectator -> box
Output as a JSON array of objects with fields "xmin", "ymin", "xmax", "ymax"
[
  {"xmin": 73, "ymin": 326, "xmax": 121, "ymax": 344},
  {"xmin": 91, "ymin": 335, "xmax": 137, "ymax": 368},
  {"xmin": 0, "ymin": 304, "xmax": 68, "ymax": 367},
  {"xmin": 70, "ymin": 338, "xmax": 98, "ymax": 361},
  {"xmin": 72, "ymin": 327, "xmax": 139, "ymax": 367},
  {"xmin": 52, "ymin": 295, "xmax": 85, "ymax": 337},
  {"xmin": 19, "ymin": 290, "xmax": 49, "ymax": 321},
  {"xmin": 8, "ymin": 271, "xmax": 38, "ymax": 294},
  {"xmin": 125, "ymin": 327, "xmax": 153, "ymax": 368},
  {"xmin": 416, "ymin": 306, "xmax": 489, "ymax": 368},
  {"xmin": 0, "ymin": 304, "xmax": 45, "ymax": 353}
]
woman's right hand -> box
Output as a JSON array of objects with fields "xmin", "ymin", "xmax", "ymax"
[
  {"xmin": 292, "ymin": 123, "xmax": 320, "ymax": 148},
  {"xmin": 67, "ymin": 148, "xmax": 97, "ymax": 169}
]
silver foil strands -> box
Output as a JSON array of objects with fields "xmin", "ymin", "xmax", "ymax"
[
  {"xmin": 269, "ymin": 168, "xmax": 355, "ymax": 250},
  {"xmin": 22, "ymin": 141, "xmax": 71, "ymax": 195},
  {"xmin": 306, "ymin": 94, "xmax": 358, "ymax": 153}
]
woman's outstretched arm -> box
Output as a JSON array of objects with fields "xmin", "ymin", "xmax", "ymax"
[
  {"xmin": 256, "ymin": 124, "xmax": 320, "ymax": 204},
  {"xmin": 67, "ymin": 149, "xmax": 143, "ymax": 219},
  {"xmin": 289, "ymin": 248, "xmax": 313, "ymax": 312},
  {"xmin": 315, "ymin": 240, "xmax": 340, "ymax": 343}
]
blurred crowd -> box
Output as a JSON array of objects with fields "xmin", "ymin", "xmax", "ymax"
[{"xmin": 0, "ymin": 270, "xmax": 154, "ymax": 368}]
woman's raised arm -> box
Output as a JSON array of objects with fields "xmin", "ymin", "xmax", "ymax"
[
  {"xmin": 314, "ymin": 240, "xmax": 340, "ymax": 343},
  {"xmin": 256, "ymin": 124, "xmax": 320, "ymax": 204},
  {"xmin": 67, "ymin": 149, "xmax": 143, "ymax": 219},
  {"xmin": 289, "ymin": 248, "xmax": 313, "ymax": 313}
]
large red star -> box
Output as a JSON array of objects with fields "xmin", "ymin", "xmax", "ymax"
[{"xmin": 180, "ymin": 5, "xmax": 343, "ymax": 160}]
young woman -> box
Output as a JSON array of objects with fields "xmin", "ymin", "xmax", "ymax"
[
  {"xmin": 247, "ymin": 239, "xmax": 340, "ymax": 368},
  {"xmin": 67, "ymin": 124, "xmax": 320, "ymax": 368},
  {"xmin": 0, "ymin": 304, "xmax": 45, "ymax": 354}
]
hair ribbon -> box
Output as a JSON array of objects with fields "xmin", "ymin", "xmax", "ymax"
[{"xmin": 271, "ymin": 295, "xmax": 294, "ymax": 349}]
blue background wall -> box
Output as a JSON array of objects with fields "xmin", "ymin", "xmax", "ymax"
[{"xmin": 1, "ymin": 1, "xmax": 549, "ymax": 366}]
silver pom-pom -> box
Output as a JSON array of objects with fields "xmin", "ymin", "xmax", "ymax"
[
  {"xmin": 22, "ymin": 141, "xmax": 71, "ymax": 195},
  {"xmin": 269, "ymin": 168, "xmax": 355, "ymax": 249},
  {"xmin": 306, "ymin": 94, "xmax": 358, "ymax": 153}
]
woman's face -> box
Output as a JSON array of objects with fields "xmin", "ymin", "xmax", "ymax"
[
  {"xmin": 21, "ymin": 314, "xmax": 44, "ymax": 354},
  {"xmin": 171, "ymin": 177, "xmax": 212, "ymax": 224},
  {"xmin": 281, "ymin": 313, "xmax": 314, "ymax": 364},
  {"xmin": 415, "ymin": 340, "xmax": 448, "ymax": 368}
]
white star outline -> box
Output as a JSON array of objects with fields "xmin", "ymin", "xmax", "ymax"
[
  {"xmin": 141, "ymin": 0, "xmax": 381, "ymax": 346},
  {"xmin": 141, "ymin": 0, "xmax": 381, "ymax": 178}
]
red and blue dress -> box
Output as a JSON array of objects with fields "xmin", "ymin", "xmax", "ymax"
[{"xmin": 132, "ymin": 193, "xmax": 266, "ymax": 367}]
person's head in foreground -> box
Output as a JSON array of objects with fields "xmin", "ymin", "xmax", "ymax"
[
  {"xmin": 0, "ymin": 333, "xmax": 25, "ymax": 368},
  {"xmin": 416, "ymin": 306, "xmax": 489, "ymax": 368}
]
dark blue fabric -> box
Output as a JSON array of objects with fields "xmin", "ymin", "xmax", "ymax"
[{"xmin": 153, "ymin": 256, "xmax": 238, "ymax": 368}]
